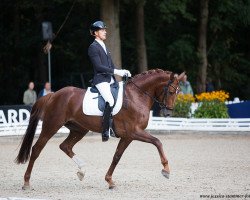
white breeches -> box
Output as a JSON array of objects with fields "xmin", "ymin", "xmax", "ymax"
[{"xmin": 95, "ymin": 78, "xmax": 115, "ymax": 107}]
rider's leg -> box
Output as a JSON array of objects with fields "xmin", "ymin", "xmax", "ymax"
[
  {"xmin": 95, "ymin": 82, "xmax": 114, "ymax": 107},
  {"xmin": 95, "ymin": 82, "xmax": 114, "ymax": 141},
  {"xmin": 102, "ymin": 102, "xmax": 113, "ymax": 141}
]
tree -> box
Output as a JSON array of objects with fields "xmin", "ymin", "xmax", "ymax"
[
  {"xmin": 0, "ymin": 0, "xmax": 250, "ymax": 104},
  {"xmin": 101, "ymin": 0, "xmax": 122, "ymax": 68},
  {"xmin": 197, "ymin": 0, "xmax": 209, "ymax": 93},
  {"xmin": 135, "ymin": 0, "xmax": 148, "ymax": 72},
  {"xmin": 207, "ymin": 0, "xmax": 250, "ymax": 98},
  {"xmin": 145, "ymin": 0, "xmax": 197, "ymax": 72}
]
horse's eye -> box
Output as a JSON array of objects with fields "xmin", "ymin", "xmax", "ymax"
[{"xmin": 168, "ymin": 91, "xmax": 175, "ymax": 95}]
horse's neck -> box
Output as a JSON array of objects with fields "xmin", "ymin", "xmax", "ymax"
[
  {"xmin": 128, "ymin": 72, "xmax": 169, "ymax": 109},
  {"xmin": 132, "ymin": 73, "xmax": 168, "ymax": 93}
]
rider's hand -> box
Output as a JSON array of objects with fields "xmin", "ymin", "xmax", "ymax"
[
  {"xmin": 114, "ymin": 69, "xmax": 132, "ymax": 77},
  {"xmin": 124, "ymin": 69, "xmax": 132, "ymax": 77}
]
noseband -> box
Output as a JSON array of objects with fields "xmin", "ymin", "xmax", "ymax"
[{"xmin": 130, "ymin": 80, "xmax": 180, "ymax": 110}]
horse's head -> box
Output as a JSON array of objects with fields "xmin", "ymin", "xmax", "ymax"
[{"xmin": 157, "ymin": 72, "xmax": 185, "ymax": 117}]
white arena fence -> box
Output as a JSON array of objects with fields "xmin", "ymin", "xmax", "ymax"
[
  {"xmin": 0, "ymin": 111, "xmax": 249, "ymax": 137},
  {"xmin": 147, "ymin": 112, "xmax": 250, "ymax": 132},
  {"xmin": 0, "ymin": 121, "xmax": 69, "ymax": 137}
]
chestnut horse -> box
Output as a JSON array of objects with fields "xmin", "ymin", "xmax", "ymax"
[{"xmin": 16, "ymin": 69, "xmax": 184, "ymax": 189}]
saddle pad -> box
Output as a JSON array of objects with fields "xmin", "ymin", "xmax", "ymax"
[{"xmin": 82, "ymin": 82, "xmax": 124, "ymax": 116}]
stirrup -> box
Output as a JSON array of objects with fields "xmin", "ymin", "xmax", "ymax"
[
  {"xmin": 102, "ymin": 127, "xmax": 116, "ymax": 141},
  {"xmin": 102, "ymin": 130, "xmax": 109, "ymax": 142},
  {"xmin": 109, "ymin": 128, "xmax": 116, "ymax": 137}
]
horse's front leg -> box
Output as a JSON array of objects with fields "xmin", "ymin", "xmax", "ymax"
[
  {"xmin": 132, "ymin": 129, "xmax": 170, "ymax": 178},
  {"xmin": 105, "ymin": 138, "xmax": 132, "ymax": 189}
]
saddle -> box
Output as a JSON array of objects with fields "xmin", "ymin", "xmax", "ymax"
[
  {"xmin": 82, "ymin": 81, "xmax": 123, "ymax": 116},
  {"xmin": 90, "ymin": 82, "xmax": 119, "ymax": 112}
]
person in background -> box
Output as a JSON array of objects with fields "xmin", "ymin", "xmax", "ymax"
[
  {"xmin": 179, "ymin": 74, "xmax": 194, "ymax": 95},
  {"xmin": 38, "ymin": 82, "xmax": 53, "ymax": 98},
  {"xmin": 23, "ymin": 81, "xmax": 37, "ymax": 105},
  {"xmin": 206, "ymin": 77, "xmax": 215, "ymax": 92}
]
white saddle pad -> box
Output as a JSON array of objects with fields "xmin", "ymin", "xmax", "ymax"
[{"xmin": 82, "ymin": 82, "xmax": 124, "ymax": 116}]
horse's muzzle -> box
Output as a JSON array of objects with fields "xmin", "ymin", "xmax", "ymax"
[{"xmin": 161, "ymin": 108, "xmax": 173, "ymax": 117}]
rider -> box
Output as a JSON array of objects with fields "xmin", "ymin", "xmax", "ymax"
[{"xmin": 88, "ymin": 20, "xmax": 131, "ymax": 142}]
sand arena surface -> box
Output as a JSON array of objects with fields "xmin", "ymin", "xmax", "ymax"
[{"xmin": 0, "ymin": 132, "xmax": 250, "ymax": 200}]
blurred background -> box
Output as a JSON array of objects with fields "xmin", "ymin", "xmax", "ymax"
[{"xmin": 0, "ymin": 0, "xmax": 249, "ymax": 105}]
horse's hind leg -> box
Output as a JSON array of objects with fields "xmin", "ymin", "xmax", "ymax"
[
  {"xmin": 59, "ymin": 128, "xmax": 89, "ymax": 180},
  {"xmin": 23, "ymin": 131, "xmax": 55, "ymax": 189},
  {"xmin": 23, "ymin": 122, "xmax": 63, "ymax": 189}
]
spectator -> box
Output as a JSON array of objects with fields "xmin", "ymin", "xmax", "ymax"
[
  {"xmin": 38, "ymin": 82, "xmax": 53, "ymax": 98},
  {"xmin": 179, "ymin": 74, "xmax": 194, "ymax": 95},
  {"xmin": 23, "ymin": 81, "xmax": 37, "ymax": 105},
  {"xmin": 206, "ymin": 77, "xmax": 215, "ymax": 92}
]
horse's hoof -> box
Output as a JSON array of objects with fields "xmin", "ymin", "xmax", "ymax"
[
  {"xmin": 22, "ymin": 185, "xmax": 31, "ymax": 190},
  {"xmin": 161, "ymin": 169, "xmax": 170, "ymax": 179},
  {"xmin": 77, "ymin": 170, "xmax": 85, "ymax": 181},
  {"xmin": 109, "ymin": 184, "xmax": 116, "ymax": 189}
]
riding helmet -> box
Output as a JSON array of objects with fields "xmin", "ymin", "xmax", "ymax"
[{"xmin": 90, "ymin": 21, "xmax": 107, "ymax": 36}]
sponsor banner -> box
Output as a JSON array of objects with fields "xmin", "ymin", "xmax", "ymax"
[{"xmin": 0, "ymin": 105, "xmax": 32, "ymax": 125}]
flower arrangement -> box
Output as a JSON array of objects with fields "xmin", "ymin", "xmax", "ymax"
[
  {"xmin": 194, "ymin": 90, "xmax": 230, "ymax": 118},
  {"xmin": 173, "ymin": 94, "xmax": 195, "ymax": 118},
  {"xmin": 195, "ymin": 90, "xmax": 229, "ymax": 102}
]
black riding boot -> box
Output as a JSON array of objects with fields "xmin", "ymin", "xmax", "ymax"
[{"xmin": 102, "ymin": 102, "xmax": 113, "ymax": 142}]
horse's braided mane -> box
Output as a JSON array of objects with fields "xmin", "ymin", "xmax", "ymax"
[{"xmin": 128, "ymin": 68, "xmax": 172, "ymax": 83}]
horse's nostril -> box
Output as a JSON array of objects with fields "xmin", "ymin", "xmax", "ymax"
[
  {"xmin": 166, "ymin": 110, "xmax": 173, "ymax": 117},
  {"xmin": 161, "ymin": 108, "xmax": 172, "ymax": 117}
]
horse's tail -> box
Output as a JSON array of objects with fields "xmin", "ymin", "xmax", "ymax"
[{"xmin": 15, "ymin": 93, "xmax": 53, "ymax": 164}]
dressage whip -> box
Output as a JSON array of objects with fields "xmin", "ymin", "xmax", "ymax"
[{"xmin": 43, "ymin": 0, "xmax": 77, "ymax": 53}]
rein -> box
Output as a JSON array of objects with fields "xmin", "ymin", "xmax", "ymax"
[{"xmin": 129, "ymin": 79, "xmax": 179, "ymax": 110}]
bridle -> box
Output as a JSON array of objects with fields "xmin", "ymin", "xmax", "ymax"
[
  {"xmin": 129, "ymin": 79, "xmax": 180, "ymax": 110},
  {"xmin": 156, "ymin": 80, "xmax": 180, "ymax": 110}
]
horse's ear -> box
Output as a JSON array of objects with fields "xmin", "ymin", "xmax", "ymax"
[
  {"xmin": 177, "ymin": 71, "xmax": 186, "ymax": 81},
  {"xmin": 170, "ymin": 72, "xmax": 175, "ymax": 81}
]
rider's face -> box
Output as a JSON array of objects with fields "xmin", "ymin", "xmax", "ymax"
[{"xmin": 95, "ymin": 29, "xmax": 107, "ymax": 41}]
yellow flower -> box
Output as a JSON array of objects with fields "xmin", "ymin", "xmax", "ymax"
[
  {"xmin": 196, "ymin": 90, "xmax": 229, "ymax": 102},
  {"xmin": 177, "ymin": 94, "xmax": 195, "ymax": 103}
]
